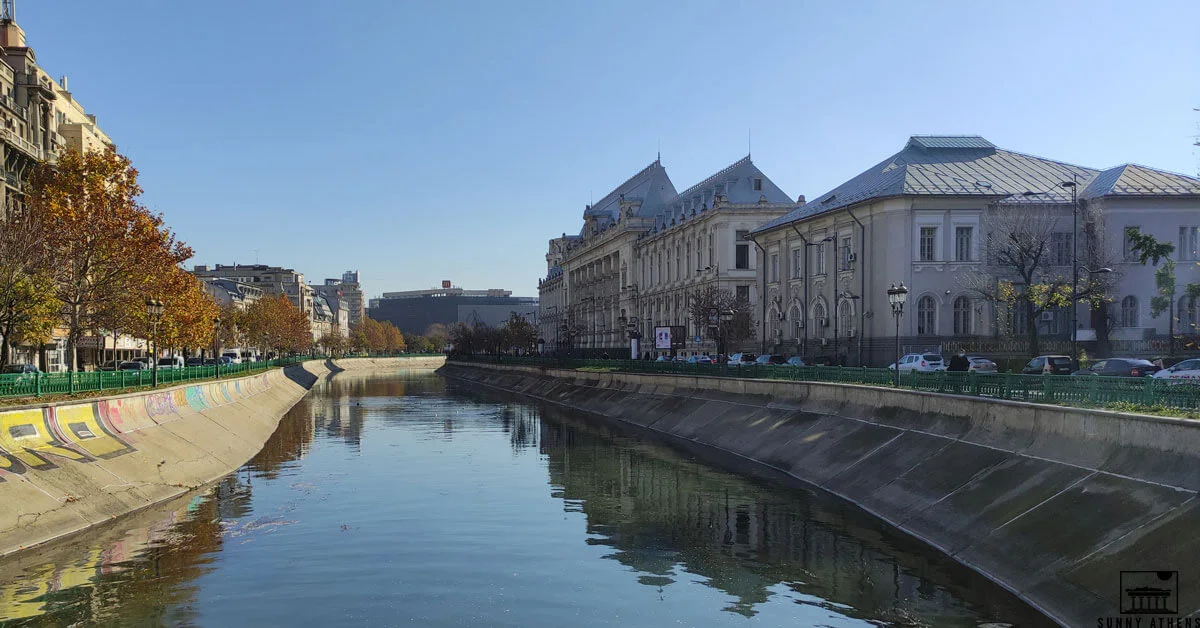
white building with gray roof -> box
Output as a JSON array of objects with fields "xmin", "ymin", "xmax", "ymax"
[{"xmin": 750, "ymin": 135, "xmax": 1200, "ymax": 366}]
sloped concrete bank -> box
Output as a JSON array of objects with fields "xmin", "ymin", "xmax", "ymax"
[
  {"xmin": 0, "ymin": 356, "xmax": 445, "ymax": 558},
  {"xmin": 441, "ymin": 361, "xmax": 1200, "ymax": 626}
]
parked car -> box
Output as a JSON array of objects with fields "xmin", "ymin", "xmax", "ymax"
[
  {"xmin": 784, "ymin": 356, "xmax": 806, "ymax": 367},
  {"xmin": 754, "ymin": 354, "xmax": 787, "ymax": 366},
  {"xmin": 185, "ymin": 357, "xmax": 205, "ymax": 367},
  {"xmin": 727, "ymin": 353, "xmax": 757, "ymax": 366},
  {"xmin": 1071, "ymin": 358, "xmax": 1159, "ymax": 378},
  {"xmin": 118, "ymin": 361, "xmax": 146, "ymax": 371},
  {"xmin": 687, "ymin": 355, "xmax": 714, "ymax": 364},
  {"xmin": 1, "ymin": 363, "xmax": 39, "ymax": 376},
  {"xmin": 966, "ymin": 355, "xmax": 998, "ymax": 373},
  {"xmin": 1021, "ymin": 355, "xmax": 1073, "ymax": 375},
  {"xmin": 1152, "ymin": 358, "xmax": 1200, "ymax": 382},
  {"xmin": 655, "ymin": 355, "xmax": 671, "ymax": 362},
  {"xmin": 807, "ymin": 355, "xmax": 838, "ymax": 366},
  {"xmin": 888, "ymin": 353, "xmax": 945, "ymax": 372},
  {"xmin": 157, "ymin": 356, "xmax": 185, "ymax": 369},
  {"xmin": 221, "ymin": 351, "xmax": 243, "ymax": 364},
  {"xmin": 99, "ymin": 360, "xmax": 123, "ymax": 371}
]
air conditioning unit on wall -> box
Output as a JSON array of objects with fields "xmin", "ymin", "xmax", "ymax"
[{"xmin": 1039, "ymin": 311, "xmax": 1055, "ymax": 322}]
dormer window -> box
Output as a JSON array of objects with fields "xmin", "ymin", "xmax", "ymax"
[{"xmin": 753, "ymin": 178, "xmax": 763, "ymax": 191}]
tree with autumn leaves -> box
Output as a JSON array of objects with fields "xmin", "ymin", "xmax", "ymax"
[
  {"xmin": 242, "ymin": 295, "xmax": 312, "ymax": 356},
  {"xmin": 349, "ymin": 317, "xmax": 405, "ymax": 354}
]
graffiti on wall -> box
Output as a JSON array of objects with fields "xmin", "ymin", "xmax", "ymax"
[{"xmin": 0, "ymin": 375, "xmax": 270, "ymax": 479}]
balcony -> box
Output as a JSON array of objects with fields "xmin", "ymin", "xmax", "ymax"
[
  {"xmin": 2, "ymin": 128, "xmax": 42, "ymax": 161},
  {"xmin": 0, "ymin": 94, "xmax": 25, "ymax": 119}
]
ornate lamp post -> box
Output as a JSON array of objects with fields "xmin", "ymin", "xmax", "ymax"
[
  {"xmin": 145, "ymin": 299, "xmax": 164, "ymax": 387},
  {"xmin": 887, "ymin": 283, "xmax": 908, "ymax": 386}
]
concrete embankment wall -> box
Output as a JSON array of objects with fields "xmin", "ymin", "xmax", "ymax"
[
  {"xmin": 0, "ymin": 356, "xmax": 445, "ymax": 558},
  {"xmin": 441, "ymin": 361, "xmax": 1200, "ymax": 626}
]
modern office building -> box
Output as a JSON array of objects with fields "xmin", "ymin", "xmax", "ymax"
[{"xmin": 369, "ymin": 282, "xmax": 538, "ymax": 336}]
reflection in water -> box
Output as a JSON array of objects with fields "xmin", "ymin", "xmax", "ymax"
[{"xmin": 0, "ymin": 370, "xmax": 1049, "ymax": 626}]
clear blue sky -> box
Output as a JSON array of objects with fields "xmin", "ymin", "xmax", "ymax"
[{"xmin": 21, "ymin": 0, "xmax": 1200, "ymax": 299}]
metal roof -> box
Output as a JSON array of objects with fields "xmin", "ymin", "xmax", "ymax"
[
  {"xmin": 753, "ymin": 136, "xmax": 1101, "ymax": 233},
  {"xmin": 1080, "ymin": 163, "xmax": 1200, "ymax": 199},
  {"xmin": 908, "ymin": 136, "xmax": 996, "ymax": 150}
]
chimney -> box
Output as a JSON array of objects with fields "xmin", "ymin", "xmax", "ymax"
[
  {"xmin": 194, "ymin": 264, "xmax": 208, "ymax": 272},
  {"xmin": 60, "ymin": 75, "xmax": 67, "ymax": 91},
  {"xmin": 796, "ymin": 195, "xmax": 806, "ymax": 205}
]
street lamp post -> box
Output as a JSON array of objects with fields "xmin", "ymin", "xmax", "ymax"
[
  {"xmin": 887, "ymin": 283, "xmax": 908, "ymax": 386},
  {"xmin": 1061, "ymin": 177, "xmax": 1080, "ymax": 369},
  {"xmin": 697, "ymin": 261, "xmax": 721, "ymax": 355},
  {"xmin": 145, "ymin": 299, "xmax": 164, "ymax": 387},
  {"xmin": 213, "ymin": 316, "xmax": 222, "ymax": 378}
]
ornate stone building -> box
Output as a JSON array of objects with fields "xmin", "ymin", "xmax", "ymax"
[{"xmin": 539, "ymin": 156, "xmax": 793, "ymax": 357}]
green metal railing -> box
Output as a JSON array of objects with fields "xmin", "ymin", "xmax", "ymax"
[
  {"xmin": 451, "ymin": 356, "xmax": 1200, "ymax": 412},
  {"xmin": 0, "ymin": 353, "xmax": 446, "ymax": 400}
]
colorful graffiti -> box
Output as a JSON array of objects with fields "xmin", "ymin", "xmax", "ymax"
[{"xmin": 0, "ymin": 373, "xmax": 276, "ymax": 479}]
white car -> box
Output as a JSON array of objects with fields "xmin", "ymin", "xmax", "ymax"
[
  {"xmin": 967, "ymin": 356, "xmax": 998, "ymax": 373},
  {"xmin": 888, "ymin": 353, "xmax": 945, "ymax": 372},
  {"xmin": 1152, "ymin": 358, "xmax": 1200, "ymax": 382}
]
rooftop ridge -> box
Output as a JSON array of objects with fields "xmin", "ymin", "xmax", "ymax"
[
  {"xmin": 673, "ymin": 154, "xmax": 752, "ymax": 202},
  {"xmin": 1106, "ymin": 162, "xmax": 1200, "ymax": 183},
  {"xmin": 589, "ymin": 159, "xmax": 662, "ymax": 212}
]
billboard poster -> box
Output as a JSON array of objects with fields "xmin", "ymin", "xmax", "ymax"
[{"xmin": 654, "ymin": 326, "xmax": 672, "ymax": 350}]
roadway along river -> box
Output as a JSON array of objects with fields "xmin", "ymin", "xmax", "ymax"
[{"xmin": 0, "ymin": 368, "xmax": 1053, "ymax": 626}]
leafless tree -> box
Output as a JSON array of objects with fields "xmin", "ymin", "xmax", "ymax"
[{"xmin": 960, "ymin": 201, "xmax": 1118, "ymax": 356}]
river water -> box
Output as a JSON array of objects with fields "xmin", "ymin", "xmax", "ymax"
[{"xmin": 0, "ymin": 369, "xmax": 1051, "ymax": 626}]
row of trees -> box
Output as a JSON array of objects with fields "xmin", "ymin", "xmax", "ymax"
[
  {"xmin": 0, "ymin": 147, "xmax": 219, "ymax": 368},
  {"xmin": 218, "ymin": 295, "xmax": 314, "ymax": 358},
  {"xmin": 348, "ymin": 318, "xmax": 407, "ymax": 355},
  {"xmin": 448, "ymin": 313, "xmax": 538, "ymax": 356}
]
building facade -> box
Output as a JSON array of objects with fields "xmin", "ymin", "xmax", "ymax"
[
  {"xmin": 369, "ymin": 284, "xmax": 538, "ymax": 336},
  {"xmin": 539, "ymin": 156, "xmax": 793, "ymax": 357},
  {"xmin": 0, "ymin": 4, "xmax": 114, "ymax": 370},
  {"xmin": 312, "ymin": 282, "xmax": 351, "ymax": 337},
  {"xmin": 751, "ymin": 135, "xmax": 1200, "ymax": 366},
  {"xmin": 202, "ymin": 278, "xmax": 263, "ymax": 310}
]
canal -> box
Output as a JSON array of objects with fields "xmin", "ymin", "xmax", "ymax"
[{"xmin": 0, "ymin": 369, "xmax": 1051, "ymax": 626}]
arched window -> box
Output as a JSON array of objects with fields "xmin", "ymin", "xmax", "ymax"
[
  {"xmin": 1180, "ymin": 296, "xmax": 1199, "ymax": 333},
  {"xmin": 812, "ymin": 301, "xmax": 827, "ymax": 335},
  {"xmin": 838, "ymin": 300, "xmax": 853, "ymax": 336},
  {"xmin": 1120, "ymin": 296, "xmax": 1139, "ymax": 328},
  {"xmin": 917, "ymin": 295, "xmax": 936, "ymax": 335},
  {"xmin": 953, "ymin": 296, "xmax": 972, "ymax": 335}
]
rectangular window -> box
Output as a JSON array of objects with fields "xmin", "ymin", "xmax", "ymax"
[
  {"xmin": 1180, "ymin": 226, "xmax": 1200, "ymax": 261},
  {"xmin": 840, "ymin": 236, "xmax": 853, "ymax": 270},
  {"xmin": 814, "ymin": 243, "xmax": 827, "ymax": 275},
  {"xmin": 708, "ymin": 233, "xmax": 714, "ymax": 268},
  {"xmin": 919, "ymin": 227, "xmax": 937, "ymax": 261},
  {"xmin": 753, "ymin": 178, "xmax": 763, "ymax": 191},
  {"xmin": 1123, "ymin": 226, "xmax": 1141, "ymax": 261},
  {"xmin": 955, "ymin": 226, "xmax": 973, "ymax": 262},
  {"xmin": 735, "ymin": 230, "xmax": 750, "ymax": 269},
  {"xmin": 769, "ymin": 253, "xmax": 779, "ymax": 283},
  {"xmin": 791, "ymin": 248, "xmax": 802, "ymax": 279},
  {"xmin": 736, "ymin": 285, "xmax": 750, "ymax": 303},
  {"xmin": 1050, "ymin": 232, "xmax": 1072, "ymax": 266}
]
